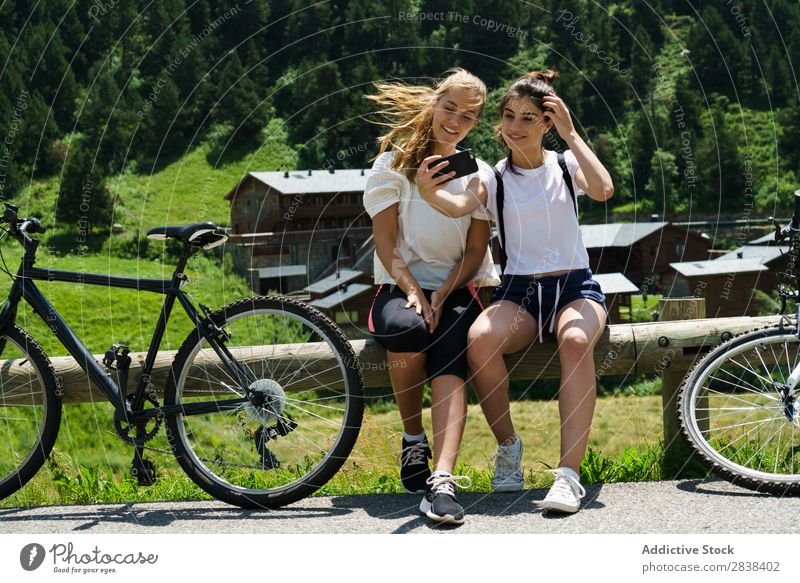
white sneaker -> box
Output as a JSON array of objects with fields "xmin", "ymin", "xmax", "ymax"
[
  {"xmin": 540, "ymin": 467, "xmax": 586, "ymax": 513},
  {"xmin": 491, "ymin": 433, "xmax": 524, "ymax": 492}
]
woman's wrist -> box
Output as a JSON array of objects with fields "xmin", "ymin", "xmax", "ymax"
[
  {"xmin": 435, "ymin": 282, "xmax": 454, "ymax": 298},
  {"xmin": 399, "ymin": 277, "xmax": 422, "ymax": 297},
  {"xmin": 564, "ymin": 130, "xmax": 581, "ymax": 146}
]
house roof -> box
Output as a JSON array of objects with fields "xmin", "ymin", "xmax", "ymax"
[
  {"xmin": 670, "ymin": 258, "xmax": 767, "ymax": 277},
  {"xmin": 592, "ymin": 272, "xmax": 640, "ymax": 294},
  {"xmin": 580, "ymin": 222, "xmax": 669, "ymax": 248},
  {"xmin": 304, "ymin": 269, "xmax": 365, "ymax": 295},
  {"xmin": 309, "ymin": 283, "xmax": 373, "ymax": 310},
  {"xmin": 748, "ymin": 229, "xmax": 783, "ymax": 245},
  {"xmin": 225, "ymin": 169, "xmax": 371, "ymax": 199},
  {"xmin": 250, "ymin": 264, "xmax": 307, "ymax": 278},
  {"xmin": 716, "ymin": 245, "xmax": 789, "ymax": 264}
]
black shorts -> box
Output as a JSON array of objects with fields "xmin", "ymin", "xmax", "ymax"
[{"xmin": 368, "ymin": 284, "xmax": 484, "ymax": 381}]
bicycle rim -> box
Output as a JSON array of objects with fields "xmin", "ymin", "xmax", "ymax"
[
  {"xmin": 682, "ymin": 329, "xmax": 800, "ymax": 486},
  {"xmin": 0, "ymin": 331, "xmax": 59, "ymax": 498},
  {"xmin": 169, "ymin": 299, "xmax": 362, "ymax": 505}
]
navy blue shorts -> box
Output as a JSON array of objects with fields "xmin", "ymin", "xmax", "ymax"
[
  {"xmin": 368, "ymin": 284, "xmax": 484, "ymax": 380},
  {"xmin": 490, "ymin": 268, "xmax": 608, "ymax": 341}
]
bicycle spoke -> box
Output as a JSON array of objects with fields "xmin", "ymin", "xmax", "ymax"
[
  {"xmin": 701, "ymin": 383, "xmax": 778, "ymax": 406},
  {"xmin": 282, "ymin": 395, "xmax": 346, "ymax": 413},
  {"xmin": 167, "ymin": 299, "xmax": 362, "ymax": 506},
  {"xmin": 713, "ymin": 364, "xmax": 774, "ymax": 397},
  {"xmin": 716, "ymin": 360, "xmax": 774, "ymax": 397},
  {"xmin": 743, "ymin": 412, "xmax": 784, "ymax": 470},
  {"xmin": 0, "ymin": 331, "xmax": 58, "ymax": 501}
]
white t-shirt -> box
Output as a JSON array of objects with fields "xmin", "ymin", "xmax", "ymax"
[
  {"xmin": 363, "ymin": 151, "xmax": 500, "ymax": 290},
  {"xmin": 478, "ymin": 150, "xmax": 590, "ymax": 275}
]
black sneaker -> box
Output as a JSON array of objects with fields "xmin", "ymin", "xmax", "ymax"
[
  {"xmin": 419, "ymin": 472, "xmax": 471, "ymax": 525},
  {"xmin": 400, "ymin": 437, "xmax": 432, "ymax": 494}
]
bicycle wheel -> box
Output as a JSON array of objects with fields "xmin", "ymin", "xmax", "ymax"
[
  {"xmin": 678, "ymin": 325, "xmax": 800, "ymax": 495},
  {"xmin": 0, "ymin": 326, "xmax": 62, "ymax": 500},
  {"xmin": 165, "ymin": 296, "xmax": 364, "ymax": 508}
]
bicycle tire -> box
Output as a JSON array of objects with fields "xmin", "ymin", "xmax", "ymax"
[
  {"xmin": 164, "ymin": 295, "xmax": 364, "ymax": 508},
  {"xmin": 678, "ymin": 324, "xmax": 800, "ymax": 495},
  {"xmin": 0, "ymin": 325, "xmax": 62, "ymax": 500}
]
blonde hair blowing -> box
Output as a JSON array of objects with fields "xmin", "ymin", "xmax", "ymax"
[{"xmin": 366, "ymin": 68, "xmax": 486, "ymax": 181}]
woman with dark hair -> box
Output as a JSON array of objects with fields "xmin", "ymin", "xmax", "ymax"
[{"xmin": 417, "ymin": 69, "xmax": 614, "ymax": 514}]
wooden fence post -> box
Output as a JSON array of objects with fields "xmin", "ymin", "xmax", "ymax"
[{"xmin": 658, "ymin": 297, "xmax": 708, "ymax": 479}]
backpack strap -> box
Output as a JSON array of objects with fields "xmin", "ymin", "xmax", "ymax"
[
  {"xmin": 557, "ymin": 152, "xmax": 578, "ymax": 216},
  {"xmin": 492, "ymin": 167, "xmax": 507, "ymax": 275}
]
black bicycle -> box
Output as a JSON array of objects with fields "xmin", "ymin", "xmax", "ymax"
[
  {"xmin": 678, "ymin": 190, "xmax": 800, "ymax": 495},
  {"xmin": 0, "ymin": 203, "xmax": 363, "ymax": 508}
]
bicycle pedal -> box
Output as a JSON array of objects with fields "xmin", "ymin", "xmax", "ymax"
[
  {"xmin": 130, "ymin": 456, "xmax": 157, "ymax": 487},
  {"xmin": 103, "ymin": 344, "xmax": 131, "ymax": 369}
]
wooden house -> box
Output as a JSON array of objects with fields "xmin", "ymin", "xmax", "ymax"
[
  {"xmin": 224, "ymin": 169, "xmax": 373, "ymax": 293},
  {"xmin": 664, "ymin": 259, "xmax": 768, "ymax": 317},
  {"xmin": 581, "ymin": 222, "xmax": 710, "ymax": 286}
]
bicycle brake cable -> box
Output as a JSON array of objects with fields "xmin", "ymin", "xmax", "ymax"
[{"xmin": 0, "ymin": 227, "xmax": 15, "ymax": 279}]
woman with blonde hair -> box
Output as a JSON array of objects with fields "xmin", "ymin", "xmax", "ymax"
[
  {"xmin": 363, "ymin": 69, "xmax": 499, "ymax": 524},
  {"xmin": 417, "ymin": 69, "xmax": 614, "ymax": 514}
]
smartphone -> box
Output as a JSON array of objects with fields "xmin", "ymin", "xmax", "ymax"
[{"xmin": 432, "ymin": 148, "xmax": 479, "ymax": 181}]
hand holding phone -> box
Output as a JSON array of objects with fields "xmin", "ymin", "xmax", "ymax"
[{"xmin": 431, "ymin": 149, "xmax": 479, "ymax": 182}]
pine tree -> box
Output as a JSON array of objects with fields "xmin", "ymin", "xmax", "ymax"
[
  {"xmin": 646, "ymin": 149, "xmax": 682, "ymax": 214},
  {"xmin": 685, "ymin": 7, "xmax": 742, "ymax": 97},
  {"xmin": 213, "ymin": 51, "xmax": 265, "ymax": 139},
  {"xmin": 79, "ymin": 68, "xmax": 136, "ymax": 173},
  {"xmin": 695, "ymin": 98, "xmax": 745, "ymax": 213},
  {"xmin": 139, "ymin": 77, "xmax": 185, "ymax": 158},
  {"xmin": 55, "ymin": 143, "xmax": 114, "ymax": 236}
]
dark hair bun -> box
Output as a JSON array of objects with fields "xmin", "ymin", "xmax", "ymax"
[{"xmin": 526, "ymin": 69, "xmax": 559, "ymax": 85}]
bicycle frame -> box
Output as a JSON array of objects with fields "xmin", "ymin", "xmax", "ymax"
[
  {"xmin": 0, "ymin": 244, "xmax": 255, "ymax": 422},
  {"xmin": 784, "ymin": 302, "xmax": 800, "ymax": 392},
  {"xmin": 777, "ymin": 225, "xmax": 800, "ymax": 393}
]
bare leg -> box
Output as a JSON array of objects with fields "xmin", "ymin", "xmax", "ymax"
[
  {"xmin": 386, "ymin": 350, "xmax": 427, "ymax": 435},
  {"xmin": 467, "ymin": 301, "xmax": 538, "ymax": 444},
  {"xmin": 554, "ymin": 299, "xmax": 607, "ymax": 473},
  {"xmin": 429, "ymin": 375, "xmax": 467, "ymax": 473}
]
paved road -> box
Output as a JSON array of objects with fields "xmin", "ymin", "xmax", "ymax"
[{"xmin": 1, "ymin": 479, "xmax": 798, "ymax": 534}]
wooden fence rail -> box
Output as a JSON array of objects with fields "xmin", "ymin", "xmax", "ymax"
[{"xmin": 0, "ymin": 304, "xmax": 787, "ymax": 476}]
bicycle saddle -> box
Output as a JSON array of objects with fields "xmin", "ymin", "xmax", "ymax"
[{"xmin": 146, "ymin": 222, "xmax": 228, "ymax": 249}]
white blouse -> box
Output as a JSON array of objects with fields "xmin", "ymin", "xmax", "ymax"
[
  {"xmin": 363, "ymin": 151, "xmax": 500, "ymax": 290},
  {"xmin": 478, "ymin": 150, "xmax": 590, "ymax": 275}
]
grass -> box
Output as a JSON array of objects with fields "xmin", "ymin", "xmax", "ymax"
[
  {"xmin": 622, "ymin": 294, "xmax": 663, "ymax": 323},
  {"xmin": 0, "ymin": 393, "xmax": 666, "ymax": 507},
  {"xmin": 13, "ymin": 118, "xmax": 298, "ymax": 237},
  {"xmin": 111, "ymin": 119, "xmax": 297, "ymax": 232},
  {"xmin": 0, "ymin": 247, "xmax": 253, "ymax": 358}
]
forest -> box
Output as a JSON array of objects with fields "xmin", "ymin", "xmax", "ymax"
[{"xmin": 0, "ymin": 0, "xmax": 799, "ymax": 240}]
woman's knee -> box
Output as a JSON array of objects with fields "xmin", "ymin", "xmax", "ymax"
[
  {"xmin": 558, "ymin": 327, "xmax": 593, "ymax": 360},
  {"xmin": 467, "ymin": 319, "xmax": 504, "ymax": 363}
]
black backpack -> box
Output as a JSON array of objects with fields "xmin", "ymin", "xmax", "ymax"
[{"xmin": 493, "ymin": 152, "xmax": 576, "ymax": 274}]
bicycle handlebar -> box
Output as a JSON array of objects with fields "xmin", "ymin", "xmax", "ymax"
[
  {"xmin": 19, "ymin": 217, "xmax": 47, "ymax": 235},
  {"xmin": 2, "ymin": 202, "xmax": 46, "ymax": 234},
  {"xmin": 2, "ymin": 203, "xmax": 46, "ymax": 257}
]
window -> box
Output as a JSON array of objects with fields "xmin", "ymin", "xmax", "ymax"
[{"xmin": 335, "ymin": 310, "xmax": 359, "ymax": 324}]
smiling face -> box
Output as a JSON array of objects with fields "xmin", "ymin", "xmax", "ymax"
[
  {"xmin": 430, "ymin": 86, "xmax": 481, "ymax": 150},
  {"xmin": 500, "ymin": 95, "xmax": 553, "ymax": 157}
]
